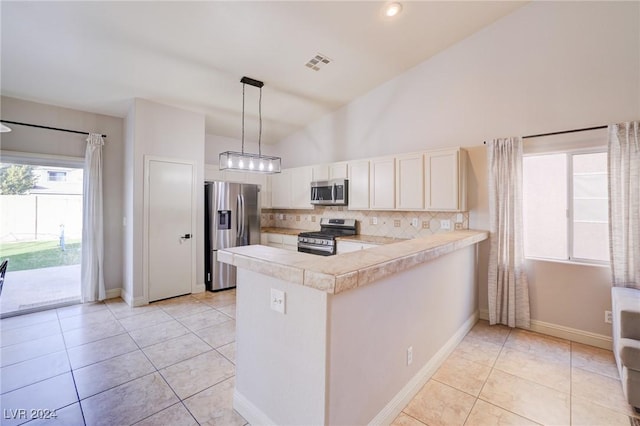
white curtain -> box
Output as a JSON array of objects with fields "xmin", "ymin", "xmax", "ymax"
[
  {"xmin": 608, "ymin": 121, "xmax": 640, "ymax": 289},
  {"xmin": 81, "ymin": 133, "xmax": 105, "ymax": 302},
  {"xmin": 487, "ymin": 137, "xmax": 530, "ymax": 328}
]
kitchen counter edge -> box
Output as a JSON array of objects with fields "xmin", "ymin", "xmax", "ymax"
[{"xmin": 219, "ymin": 230, "xmax": 488, "ymax": 294}]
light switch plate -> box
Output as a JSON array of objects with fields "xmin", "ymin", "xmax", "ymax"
[{"xmin": 270, "ymin": 288, "xmax": 286, "ymax": 314}]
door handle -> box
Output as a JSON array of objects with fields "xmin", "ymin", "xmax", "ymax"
[
  {"xmin": 181, "ymin": 234, "xmax": 191, "ymax": 239},
  {"xmin": 239, "ymin": 194, "xmax": 246, "ymax": 238}
]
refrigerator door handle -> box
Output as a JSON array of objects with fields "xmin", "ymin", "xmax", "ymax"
[
  {"xmin": 240, "ymin": 193, "xmax": 246, "ymax": 238},
  {"xmin": 236, "ymin": 194, "xmax": 241, "ymax": 237},
  {"xmin": 237, "ymin": 193, "xmax": 245, "ymax": 239}
]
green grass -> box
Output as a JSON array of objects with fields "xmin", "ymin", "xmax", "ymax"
[{"xmin": 0, "ymin": 240, "xmax": 81, "ymax": 272}]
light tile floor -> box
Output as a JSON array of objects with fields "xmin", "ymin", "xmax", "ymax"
[
  {"xmin": 394, "ymin": 321, "xmax": 640, "ymax": 426},
  {"xmin": 1, "ymin": 291, "xmax": 637, "ymax": 426},
  {"xmin": 0, "ymin": 289, "xmax": 243, "ymax": 426}
]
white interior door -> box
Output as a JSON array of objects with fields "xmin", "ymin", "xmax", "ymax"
[{"xmin": 147, "ymin": 158, "xmax": 194, "ymax": 302}]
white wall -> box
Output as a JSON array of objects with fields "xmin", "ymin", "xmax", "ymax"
[
  {"xmin": 235, "ymin": 269, "xmax": 328, "ymax": 425},
  {"xmin": 123, "ymin": 98, "xmax": 205, "ymax": 304},
  {"xmin": 233, "ymin": 245, "xmax": 477, "ymax": 425},
  {"xmin": 328, "ymin": 245, "xmax": 476, "ymax": 425},
  {"xmin": 272, "ymin": 1, "xmax": 640, "ymax": 339},
  {"xmin": 274, "ymin": 2, "xmax": 639, "ymax": 165},
  {"xmin": 0, "ymin": 96, "xmax": 124, "ymax": 295}
]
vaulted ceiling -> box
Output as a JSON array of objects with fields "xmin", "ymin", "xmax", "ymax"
[{"xmin": 1, "ymin": 1, "xmax": 525, "ymax": 144}]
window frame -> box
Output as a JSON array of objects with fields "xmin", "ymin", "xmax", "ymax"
[{"xmin": 523, "ymin": 146, "xmax": 609, "ymax": 266}]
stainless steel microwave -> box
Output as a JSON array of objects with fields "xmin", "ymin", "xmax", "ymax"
[{"xmin": 310, "ymin": 179, "xmax": 348, "ymax": 206}]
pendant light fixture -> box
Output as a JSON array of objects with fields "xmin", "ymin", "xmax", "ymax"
[{"xmin": 219, "ymin": 76, "xmax": 282, "ymax": 174}]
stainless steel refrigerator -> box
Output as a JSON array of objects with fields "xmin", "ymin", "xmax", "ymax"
[{"xmin": 205, "ymin": 181, "xmax": 261, "ymax": 291}]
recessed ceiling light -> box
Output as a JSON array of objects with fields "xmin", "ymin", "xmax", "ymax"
[{"xmin": 384, "ymin": 2, "xmax": 403, "ymax": 18}]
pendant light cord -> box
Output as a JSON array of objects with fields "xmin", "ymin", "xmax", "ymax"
[
  {"xmin": 241, "ymin": 83, "xmax": 246, "ymax": 154},
  {"xmin": 258, "ymin": 86, "xmax": 262, "ymax": 157}
]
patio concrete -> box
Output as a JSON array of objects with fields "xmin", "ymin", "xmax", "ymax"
[{"xmin": 0, "ymin": 264, "xmax": 81, "ymax": 316}]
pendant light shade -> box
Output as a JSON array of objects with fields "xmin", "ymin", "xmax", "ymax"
[{"xmin": 219, "ymin": 77, "xmax": 282, "ymax": 174}]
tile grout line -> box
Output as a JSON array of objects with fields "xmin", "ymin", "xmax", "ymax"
[
  {"xmin": 569, "ymin": 340, "xmax": 573, "ymax": 425},
  {"xmin": 56, "ymin": 306, "xmax": 88, "ymax": 426},
  {"xmin": 2, "ymin": 294, "xmax": 238, "ymax": 424}
]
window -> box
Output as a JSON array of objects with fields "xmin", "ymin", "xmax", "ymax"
[
  {"xmin": 523, "ymin": 150, "xmax": 608, "ymax": 264},
  {"xmin": 47, "ymin": 171, "xmax": 67, "ymax": 182}
]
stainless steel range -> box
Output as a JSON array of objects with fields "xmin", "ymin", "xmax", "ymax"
[{"xmin": 297, "ymin": 218, "xmax": 357, "ymax": 256}]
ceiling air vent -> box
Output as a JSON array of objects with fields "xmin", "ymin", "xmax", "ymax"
[{"xmin": 305, "ymin": 53, "xmax": 331, "ymax": 71}]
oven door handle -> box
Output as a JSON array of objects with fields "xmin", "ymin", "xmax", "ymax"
[{"xmin": 297, "ymin": 242, "xmax": 334, "ymax": 253}]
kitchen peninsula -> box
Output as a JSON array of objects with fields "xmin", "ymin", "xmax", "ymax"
[{"xmin": 218, "ymin": 230, "xmax": 487, "ymax": 425}]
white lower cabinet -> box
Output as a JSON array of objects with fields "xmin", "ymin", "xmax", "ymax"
[
  {"xmin": 262, "ymin": 233, "xmax": 298, "ymax": 251},
  {"xmin": 336, "ymin": 241, "xmax": 378, "ymax": 254}
]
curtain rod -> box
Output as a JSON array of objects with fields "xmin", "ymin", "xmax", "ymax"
[
  {"xmin": 0, "ymin": 120, "xmax": 107, "ymax": 138},
  {"xmin": 483, "ymin": 125, "xmax": 607, "ymax": 144}
]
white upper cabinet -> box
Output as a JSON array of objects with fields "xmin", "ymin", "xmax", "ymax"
[
  {"xmin": 271, "ymin": 169, "xmax": 292, "ymax": 209},
  {"xmin": 271, "ymin": 166, "xmax": 313, "ymax": 209},
  {"xmin": 347, "ymin": 160, "xmax": 370, "ymax": 210},
  {"xmin": 250, "ymin": 146, "xmax": 466, "ymax": 213},
  {"xmin": 260, "ymin": 175, "xmax": 272, "ymax": 209},
  {"xmin": 311, "ymin": 165, "xmax": 329, "ymax": 181},
  {"xmin": 329, "ymin": 162, "xmax": 348, "ymax": 179},
  {"xmin": 291, "ymin": 166, "xmax": 313, "ymax": 209},
  {"xmin": 425, "ymin": 148, "xmax": 467, "ymax": 211},
  {"xmin": 369, "ymin": 157, "xmax": 395, "ymax": 210},
  {"xmin": 395, "ymin": 153, "xmax": 425, "ymax": 210}
]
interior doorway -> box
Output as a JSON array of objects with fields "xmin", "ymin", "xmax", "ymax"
[{"xmin": 0, "ymin": 160, "xmax": 83, "ymax": 317}]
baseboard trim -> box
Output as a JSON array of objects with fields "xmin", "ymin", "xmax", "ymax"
[
  {"xmin": 478, "ymin": 309, "xmax": 612, "ymax": 350},
  {"xmin": 120, "ymin": 287, "xmax": 148, "ymax": 307},
  {"xmin": 105, "ymin": 288, "xmax": 121, "ymax": 300},
  {"xmin": 233, "ymin": 389, "xmax": 276, "ymax": 426},
  {"xmin": 369, "ymin": 310, "xmax": 479, "ymax": 426},
  {"xmin": 192, "ymin": 283, "xmax": 206, "ymax": 294}
]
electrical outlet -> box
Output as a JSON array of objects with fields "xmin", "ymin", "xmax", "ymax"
[
  {"xmin": 371, "ymin": 217, "xmax": 378, "ymax": 225},
  {"xmin": 411, "ymin": 218, "xmax": 419, "ymax": 228},
  {"xmin": 605, "ymin": 310, "xmax": 612, "ymax": 324},
  {"xmin": 407, "ymin": 346, "xmax": 413, "ymax": 366},
  {"xmin": 270, "ymin": 289, "xmax": 286, "ymax": 314},
  {"xmin": 440, "ymin": 219, "xmax": 451, "ymax": 230}
]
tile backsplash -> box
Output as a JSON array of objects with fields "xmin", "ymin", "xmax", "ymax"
[{"xmin": 261, "ymin": 207, "xmax": 469, "ymax": 239}]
